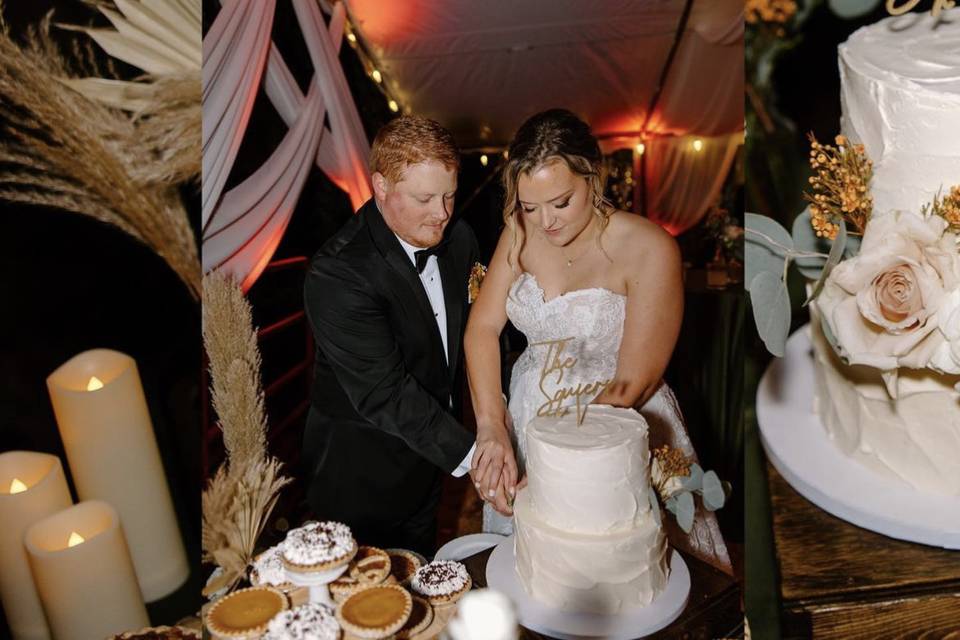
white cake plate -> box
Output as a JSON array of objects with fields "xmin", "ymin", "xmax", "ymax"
[
  {"xmin": 486, "ymin": 536, "xmax": 689, "ymax": 639},
  {"xmin": 757, "ymin": 326, "xmax": 960, "ymax": 549},
  {"xmin": 285, "ymin": 564, "xmax": 349, "ymax": 607}
]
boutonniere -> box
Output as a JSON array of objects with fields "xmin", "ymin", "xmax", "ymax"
[{"xmin": 467, "ymin": 262, "xmax": 487, "ymax": 303}]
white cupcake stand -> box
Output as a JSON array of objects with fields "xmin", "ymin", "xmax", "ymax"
[
  {"xmin": 486, "ymin": 537, "xmax": 690, "ymax": 639},
  {"xmin": 757, "ymin": 326, "xmax": 960, "ymax": 549},
  {"xmin": 284, "ymin": 564, "xmax": 349, "ymax": 607}
]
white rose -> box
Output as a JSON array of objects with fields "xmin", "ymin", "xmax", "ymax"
[
  {"xmin": 818, "ymin": 211, "xmax": 960, "ymax": 374},
  {"xmin": 930, "ymin": 288, "xmax": 960, "ymax": 375}
]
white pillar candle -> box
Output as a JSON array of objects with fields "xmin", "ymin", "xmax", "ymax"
[
  {"xmin": 0, "ymin": 452, "xmax": 73, "ymax": 640},
  {"xmin": 24, "ymin": 500, "xmax": 149, "ymax": 640},
  {"xmin": 46, "ymin": 349, "xmax": 188, "ymax": 601}
]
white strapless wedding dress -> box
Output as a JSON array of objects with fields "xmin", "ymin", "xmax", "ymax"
[{"xmin": 482, "ymin": 272, "xmax": 693, "ymax": 535}]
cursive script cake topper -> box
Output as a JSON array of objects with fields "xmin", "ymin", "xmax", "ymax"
[
  {"xmin": 532, "ymin": 337, "xmax": 610, "ymax": 426},
  {"xmin": 886, "ymin": 0, "xmax": 955, "ymax": 18}
]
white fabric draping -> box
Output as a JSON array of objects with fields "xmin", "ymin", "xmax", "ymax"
[
  {"xmin": 343, "ymin": 0, "xmax": 744, "ymax": 146},
  {"xmin": 642, "ymin": 133, "xmax": 742, "ymax": 235},
  {"xmin": 201, "ymin": 0, "xmax": 372, "ymax": 290}
]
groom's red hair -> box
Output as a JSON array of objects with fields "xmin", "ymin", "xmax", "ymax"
[{"xmin": 370, "ymin": 115, "xmax": 460, "ymax": 183}]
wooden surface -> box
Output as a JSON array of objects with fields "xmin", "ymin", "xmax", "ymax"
[
  {"xmin": 462, "ymin": 547, "xmax": 743, "ymax": 639},
  {"xmin": 767, "ymin": 463, "xmax": 960, "ymax": 639}
]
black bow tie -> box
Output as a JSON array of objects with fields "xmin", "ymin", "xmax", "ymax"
[{"xmin": 414, "ymin": 240, "xmax": 448, "ymax": 273}]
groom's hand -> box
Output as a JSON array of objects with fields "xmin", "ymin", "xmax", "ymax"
[{"xmin": 471, "ymin": 423, "xmax": 518, "ymax": 503}]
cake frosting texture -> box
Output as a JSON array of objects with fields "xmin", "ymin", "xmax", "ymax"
[
  {"xmin": 514, "ymin": 406, "xmax": 668, "ymax": 613},
  {"xmin": 839, "ymin": 11, "xmax": 960, "ymax": 215}
]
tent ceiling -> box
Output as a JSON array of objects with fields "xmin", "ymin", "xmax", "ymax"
[{"xmin": 344, "ymin": 0, "xmax": 744, "ymax": 149}]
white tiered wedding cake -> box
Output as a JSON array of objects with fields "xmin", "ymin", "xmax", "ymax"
[
  {"xmin": 513, "ymin": 405, "xmax": 668, "ymax": 614},
  {"xmin": 809, "ymin": 10, "xmax": 960, "ymax": 496}
]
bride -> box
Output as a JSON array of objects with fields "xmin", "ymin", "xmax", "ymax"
[{"xmin": 464, "ymin": 109, "xmax": 688, "ymax": 535}]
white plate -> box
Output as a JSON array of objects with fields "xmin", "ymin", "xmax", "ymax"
[
  {"xmin": 485, "ymin": 536, "xmax": 689, "ymax": 639},
  {"xmin": 757, "ymin": 326, "xmax": 960, "ymax": 549},
  {"xmin": 434, "ymin": 533, "xmax": 506, "ymax": 561}
]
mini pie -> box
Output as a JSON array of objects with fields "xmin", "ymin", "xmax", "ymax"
[
  {"xmin": 409, "ymin": 560, "xmax": 472, "ymax": 606},
  {"xmin": 336, "ymin": 584, "xmax": 412, "ymax": 639},
  {"xmin": 205, "ymin": 586, "xmax": 288, "ymax": 639},
  {"xmin": 329, "ymin": 572, "xmax": 363, "ymax": 603},
  {"xmin": 395, "ymin": 595, "xmax": 433, "ymax": 639},
  {"xmin": 110, "ymin": 627, "xmax": 201, "ymax": 639},
  {"xmin": 385, "ymin": 549, "xmax": 422, "ymax": 584},
  {"xmin": 349, "ymin": 546, "xmax": 391, "ymax": 585},
  {"xmin": 281, "ymin": 521, "xmax": 357, "ymax": 573},
  {"xmin": 262, "ymin": 602, "xmax": 341, "ymax": 640},
  {"xmin": 250, "ymin": 546, "xmax": 296, "ymax": 591}
]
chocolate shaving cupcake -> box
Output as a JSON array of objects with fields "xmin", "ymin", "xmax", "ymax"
[
  {"xmin": 281, "ymin": 521, "xmax": 357, "ymax": 573},
  {"xmin": 263, "ymin": 602, "xmax": 341, "ymax": 640},
  {"xmin": 409, "ymin": 560, "xmax": 472, "ymax": 605}
]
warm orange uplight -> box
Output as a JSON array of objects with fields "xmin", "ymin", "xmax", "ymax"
[{"xmin": 67, "ymin": 532, "xmax": 85, "ymax": 548}]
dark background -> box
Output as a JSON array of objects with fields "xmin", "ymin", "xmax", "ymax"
[{"xmin": 0, "ymin": 2, "xmax": 202, "ymax": 636}]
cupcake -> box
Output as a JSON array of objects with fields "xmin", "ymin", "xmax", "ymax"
[
  {"xmin": 409, "ymin": 560, "xmax": 472, "ymax": 606},
  {"xmin": 281, "ymin": 521, "xmax": 357, "ymax": 573},
  {"xmin": 262, "ymin": 602, "xmax": 341, "ymax": 640},
  {"xmin": 250, "ymin": 545, "xmax": 296, "ymax": 591}
]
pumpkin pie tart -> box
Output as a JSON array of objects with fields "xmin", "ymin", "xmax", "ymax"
[
  {"xmin": 349, "ymin": 546, "xmax": 391, "ymax": 585},
  {"xmin": 281, "ymin": 521, "xmax": 357, "ymax": 573},
  {"xmin": 409, "ymin": 560, "xmax": 472, "ymax": 606},
  {"xmin": 205, "ymin": 586, "xmax": 288, "ymax": 639},
  {"xmin": 395, "ymin": 595, "xmax": 433, "ymax": 639},
  {"xmin": 336, "ymin": 584, "xmax": 411, "ymax": 639}
]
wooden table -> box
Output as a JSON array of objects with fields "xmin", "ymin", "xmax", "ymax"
[
  {"xmin": 767, "ymin": 464, "xmax": 960, "ymax": 638},
  {"xmin": 461, "ymin": 547, "xmax": 742, "ymax": 639}
]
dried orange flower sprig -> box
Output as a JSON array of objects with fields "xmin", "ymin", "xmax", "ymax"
[
  {"xmin": 746, "ymin": 0, "xmax": 798, "ymax": 25},
  {"xmin": 923, "ymin": 185, "xmax": 960, "ymax": 232},
  {"xmin": 803, "ymin": 134, "xmax": 873, "ymax": 240}
]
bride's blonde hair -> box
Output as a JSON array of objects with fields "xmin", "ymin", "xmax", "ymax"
[{"xmin": 501, "ymin": 109, "xmax": 614, "ymax": 270}]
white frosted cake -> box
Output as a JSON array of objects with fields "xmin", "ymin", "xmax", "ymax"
[
  {"xmin": 514, "ymin": 405, "xmax": 668, "ymax": 614},
  {"xmin": 809, "ymin": 10, "xmax": 960, "ymax": 496}
]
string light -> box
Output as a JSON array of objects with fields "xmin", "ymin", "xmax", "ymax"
[
  {"xmin": 347, "ymin": 32, "xmax": 357, "ymax": 43},
  {"xmin": 371, "ymin": 69, "xmax": 382, "ymax": 83},
  {"xmin": 480, "ymin": 154, "xmax": 489, "ymax": 167},
  {"xmin": 635, "ymin": 142, "xmax": 645, "ymax": 156},
  {"xmin": 692, "ymin": 138, "xmax": 703, "ymax": 152},
  {"xmin": 388, "ymin": 100, "xmax": 399, "ymax": 112}
]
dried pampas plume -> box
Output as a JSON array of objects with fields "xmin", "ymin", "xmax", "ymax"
[
  {"xmin": 0, "ymin": 1, "xmax": 200, "ymax": 298},
  {"xmin": 201, "ymin": 271, "xmax": 291, "ymax": 596}
]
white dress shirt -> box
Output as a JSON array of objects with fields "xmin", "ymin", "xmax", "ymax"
[{"xmin": 394, "ymin": 234, "xmax": 476, "ymax": 478}]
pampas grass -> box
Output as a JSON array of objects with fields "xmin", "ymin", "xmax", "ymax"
[
  {"xmin": 0, "ymin": 4, "xmax": 200, "ymax": 298},
  {"xmin": 202, "ymin": 271, "xmax": 291, "ymax": 596}
]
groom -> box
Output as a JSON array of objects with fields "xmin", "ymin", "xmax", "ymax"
[{"xmin": 302, "ymin": 116, "xmax": 507, "ymax": 555}]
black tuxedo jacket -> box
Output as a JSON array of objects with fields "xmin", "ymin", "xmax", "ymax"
[{"xmin": 302, "ymin": 198, "xmax": 476, "ymax": 529}]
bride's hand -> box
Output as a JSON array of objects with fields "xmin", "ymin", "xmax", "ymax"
[{"xmin": 471, "ymin": 420, "xmax": 518, "ymax": 504}]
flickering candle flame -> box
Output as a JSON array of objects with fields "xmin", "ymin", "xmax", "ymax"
[
  {"xmin": 635, "ymin": 142, "xmax": 645, "ymax": 156},
  {"xmin": 692, "ymin": 139, "xmax": 703, "ymax": 152},
  {"xmin": 67, "ymin": 532, "xmax": 84, "ymax": 548},
  {"xmin": 480, "ymin": 154, "xmax": 489, "ymax": 167},
  {"xmin": 9, "ymin": 477, "xmax": 28, "ymax": 494},
  {"xmin": 86, "ymin": 376, "xmax": 104, "ymax": 391}
]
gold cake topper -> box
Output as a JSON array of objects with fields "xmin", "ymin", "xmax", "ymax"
[
  {"xmin": 533, "ymin": 337, "xmax": 610, "ymax": 426},
  {"xmin": 886, "ymin": 0, "xmax": 955, "ymax": 18}
]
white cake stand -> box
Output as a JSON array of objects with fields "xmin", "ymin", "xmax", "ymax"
[
  {"xmin": 757, "ymin": 326, "xmax": 960, "ymax": 549},
  {"xmin": 284, "ymin": 564, "xmax": 349, "ymax": 607},
  {"xmin": 486, "ymin": 536, "xmax": 689, "ymax": 639}
]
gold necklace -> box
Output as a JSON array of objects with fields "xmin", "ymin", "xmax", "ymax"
[{"xmin": 561, "ymin": 220, "xmax": 598, "ymax": 267}]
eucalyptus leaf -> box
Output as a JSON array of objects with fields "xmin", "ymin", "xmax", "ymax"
[
  {"xmin": 682, "ymin": 463, "xmax": 704, "ymax": 492},
  {"xmin": 828, "ymin": 0, "xmax": 882, "ymax": 19},
  {"xmin": 750, "ymin": 271, "xmax": 792, "ymax": 357},
  {"xmin": 702, "ymin": 470, "xmax": 726, "ymax": 511},
  {"xmin": 664, "ymin": 495, "xmax": 678, "ymax": 516},
  {"xmin": 648, "ymin": 487, "xmax": 662, "ymax": 526},
  {"xmin": 675, "ymin": 491, "xmax": 695, "ymax": 533},
  {"xmin": 805, "ymin": 218, "xmax": 847, "ymax": 305},
  {"xmin": 745, "ymin": 213, "xmax": 793, "ymax": 292}
]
